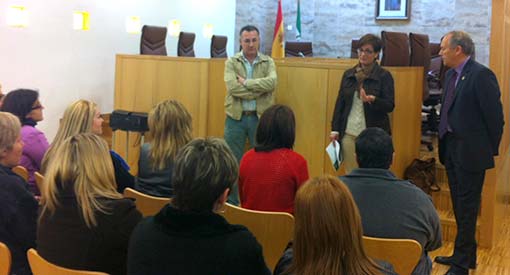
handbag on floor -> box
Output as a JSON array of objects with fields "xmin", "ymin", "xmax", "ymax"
[{"xmin": 404, "ymin": 157, "xmax": 440, "ymax": 195}]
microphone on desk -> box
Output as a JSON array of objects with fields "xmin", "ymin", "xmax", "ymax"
[{"xmin": 298, "ymin": 51, "xmax": 305, "ymax": 58}]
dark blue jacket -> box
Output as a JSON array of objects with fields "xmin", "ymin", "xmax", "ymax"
[{"xmin": 438, "ymin": 58, "xmax": 504, "ymax": 171}]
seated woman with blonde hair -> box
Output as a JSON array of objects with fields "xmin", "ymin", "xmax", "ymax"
[
  {"xmin": 37, "ymin": 133, "xmax": 142, "ymax": 275},
  {"xmin": 274, "ymin": 175, "xmax": 396, "ymax": 275},
  {"xmin": 41, "ymin": 99, "xmax": 134, "ymax": 191},
  {"xmin": 0, "ymin": 112, "xmax": 38, "ymax": 275},
  {"xmin": 135, "ymin": 99, "xmax": 192, "ymax": 197}
]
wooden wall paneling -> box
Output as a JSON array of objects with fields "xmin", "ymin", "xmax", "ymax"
[
  {"xmin": 386, "ymin": 67, "xmax": 423, "ymax": 178},
  {"xmin": 324, "ymin": 68, "xmax": 347, "ymax": 177},
  {"xmin": 275, "ymin": 65, "xmax": 329, "ymax": 177},
  {"xmin": 153, "ymin": 57, "xmax": 208, "ymax": 137},
  {"xmin": 207, "ymin": 59, "xmax": 228, "ymax": 138},
  {"xmin": 482, "ymin": 0, "xmax": 510, "ymax": 248}
]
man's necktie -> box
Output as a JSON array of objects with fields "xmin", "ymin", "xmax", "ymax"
[{"xmin": 438, "ymin": 71, "xmax": 458, "ymax": 138}]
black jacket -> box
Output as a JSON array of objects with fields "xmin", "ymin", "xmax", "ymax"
[
  {"xmin": 128, "ymin": 204, "xmax": 271, "ymax": 275},
  {"xmin": 438, "ymin": 58, "xmax": 504, "ymax": 171},
  {"xmin": 332, "ymin": 63, "xmax": 395, "ymax": 136},
  {"xmin": 135, "ymin": 143, "xmax": 174, "ymax": 197},
  {"xmin": 37, "ymin": 188, "xmax": 142, "ymax": 275},
  {"xmin": 0, "ymin": 164, "xmax": 38, "ymax": 275}
]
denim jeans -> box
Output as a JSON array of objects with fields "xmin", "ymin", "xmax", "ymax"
[{"xmin": 224, "ymin": 114, "xmax": 258, "ymax": 205}]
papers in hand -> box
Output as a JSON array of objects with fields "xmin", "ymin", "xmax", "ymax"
[{"xmin": 326, "ymin": 140, "xmax": 342, "ymax": 171}]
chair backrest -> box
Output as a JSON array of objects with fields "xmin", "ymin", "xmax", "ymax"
[
  {"xmin": 351, "ymin": 39, "xmax": 360, "ymax": 58},
  {"xmin": 0, "ymin": 242, "xmax": 11, "ymax": 275},
  {"xmin": 409, "ymin": 32, "xmax": 431, "ymax": 100},
  {"xmin": 381, "ymin": 31, "xmax": 410, "ymax": 66},
  {"xmin": 27, "ymin": 249, "xmax": 109, "ymax": 275},
  {"xmin": 177, "ymin": 32, "xmax": 196, "ymax": 57},
  {"xmin": 12, "ymin": 165, "xmax": 28, "ymax": 181},
  {"xmin": 221, "ymin": 203, "xmax": 294, "ymax": 271},
  {"xmin": 362, "ymin": 236, "xmax": 422, "ymax": 275},
  {"xmin": 122, "ymin": 187, "xmax": 170, "ymax": 217},
  {"xmin": 429, "ymin": 42, "xmax": 441, "ymax": 57},
  {"xmin": 34, "ymin": 172, "xmax": 44, "ymax": 195},
  {"xmin": 284, "ymin": 41, "xmax": 313, "ymax": 57},
  {"xmin": 140, "ymin": 25, "xmax": 167, "ymax": 56},
  {"xmin": 210, "ymin": 35, "xmax": 228, "ymax": 58}
]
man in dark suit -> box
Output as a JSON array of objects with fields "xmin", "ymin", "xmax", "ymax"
[{"xmin": 434, "ymin": 31, "xmax": 504, "ymax": 275}]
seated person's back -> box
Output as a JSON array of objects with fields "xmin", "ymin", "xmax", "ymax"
[
  {"xmin": 128, "ymin": 138, "xmax": 270, "ymax": 275},
  {"xmin": 136, "ymin": 100, "xmax": 192, "ymax": 197},
  {"xmin": 341, "ymin": 127, "xmax": 442, "ymax": 275},
  {"xmin": 239, "ymin": 105, "xmax": 309, "ymax": 214},
  {"xmin": 37, "ymin": 133, "xmax": 142, "ymax": 275}
]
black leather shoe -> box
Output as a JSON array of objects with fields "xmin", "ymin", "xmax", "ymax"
[
  {"xmin": 435, "ymin": 255, "xmax": 454, "ymax": 265},
  {"xmin": 434, "ymin": 255, "xmax": 476, "ymax": 269}
]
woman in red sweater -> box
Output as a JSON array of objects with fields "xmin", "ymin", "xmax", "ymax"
[{"xmin": 239, "ymin": 104, "xmax": 309, "ymax": 214}]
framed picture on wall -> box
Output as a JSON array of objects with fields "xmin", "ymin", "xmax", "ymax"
[{"xmin": 376, "ymin": 0, "xmax": 410, "ymax": 20}]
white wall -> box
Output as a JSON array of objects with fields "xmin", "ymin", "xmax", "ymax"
[{"xmin": 0, "ymin": 0, "xmax": 236, "ymax": 140}]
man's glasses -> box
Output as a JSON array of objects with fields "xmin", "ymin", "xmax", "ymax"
[
  {"xmin": 357, "ymin": 48, "xmax": 375, "ymax": 55},
  {"xmin": 31, "ymin": 104, "xmax": 43, "ymax": 110}
]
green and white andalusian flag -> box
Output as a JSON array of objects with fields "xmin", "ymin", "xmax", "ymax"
[{"xmin": 296, "ymin": 0, "xmax": 301, "ymax": 39}]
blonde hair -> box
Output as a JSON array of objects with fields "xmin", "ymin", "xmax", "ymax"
[
  {"xmin": 41, "ymin": 133, "xmax": 122, "ymax": 228},
  {"xmin": 288, "ymin": 175, "xmax": 383, "ymax": 275},
  {"xmin": 148, "ymin": 100, "xmax": 192, "ymax": 170},
  {"xmin": 0, "ymin": 111, "xmax": 21, "ymax": 152},
  {"xmin": 41, "ymin": 99, "xmax": 97, "ymax": 172}
]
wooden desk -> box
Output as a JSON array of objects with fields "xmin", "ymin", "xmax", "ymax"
[{"xmin": 114, "ymin": 55, "xmax": 423, "ymax": 177}]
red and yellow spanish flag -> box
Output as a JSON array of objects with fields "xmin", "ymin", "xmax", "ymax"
[{"xmin": 271, "ymin": 0, "xmax": 285, "ymax": 58}]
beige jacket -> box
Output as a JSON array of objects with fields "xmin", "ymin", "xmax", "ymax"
[{"xmin": 224, "ymin": 51, "xmax": 277, "ymax": 120}]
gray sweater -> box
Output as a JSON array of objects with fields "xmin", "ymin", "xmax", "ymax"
[{"xmin": 341, "ymin": 168, "xmax": 442, "ymax": 275}]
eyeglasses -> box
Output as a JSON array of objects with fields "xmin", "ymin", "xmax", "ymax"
[
  {"xmin": 31, "ymin": 105, "xmax": 43, "ymax": 110},
  {"xmin": 357, "ymin": 48, "xmax": 375, "ymax": 55}
]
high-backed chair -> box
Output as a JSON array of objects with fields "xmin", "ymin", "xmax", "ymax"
[
  {"xmin": 362, "ymin": 236, "xmax": 422, "ymax": 275},
  {"xmin": 177, "ymin": 32, "xmax": 196, "ymax": 57},
  {"xmin": 350, "ymin": 39, "xmax": 360, "ymax": 58},
  {"xmin": 429, "ymin": 42, "xmax": 440, "ymax": 57},
  {"xmin": 140, "ymin": 25, "xmax": 167, "ymax": 56},
  {"xmin": 27, "ymin": 249, "xmax": 108, "ymax": 275},
  {"xmin": 34, "ymin": 172, "xmax": 44, "ymax": 196},
  {"xmin": 12, "ymin": 165, "xmax": 28, "ymax": 181},
  {"xmin": 381, "ymin": 31, "xmax": 410, "ymax": 66},
  {"xmin": 210, "ymin": 35, "xmax": 228, "ymax": 58},
  {"xmin": 122, "ymin": 187, "xmax": 170, "ymax": 217},
  {"xmin": 221, "ymin": 203, "xmax": 294, "ymax": 271},
  {"xmin": 284, "ymin": 41, "xmax": 313, "ymax": 57},
  {"xmin": 409, "ymin": 32, "xmax": 431, "ymax": 100},
  {"xmin": 0, "ymin": 242, "xmax": 11, "ymax": 275}
]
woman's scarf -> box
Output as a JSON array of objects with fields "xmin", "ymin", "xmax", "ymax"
[{"xmin": 354, "ymin": 62, "xmax": 375, "ymax": 88}]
